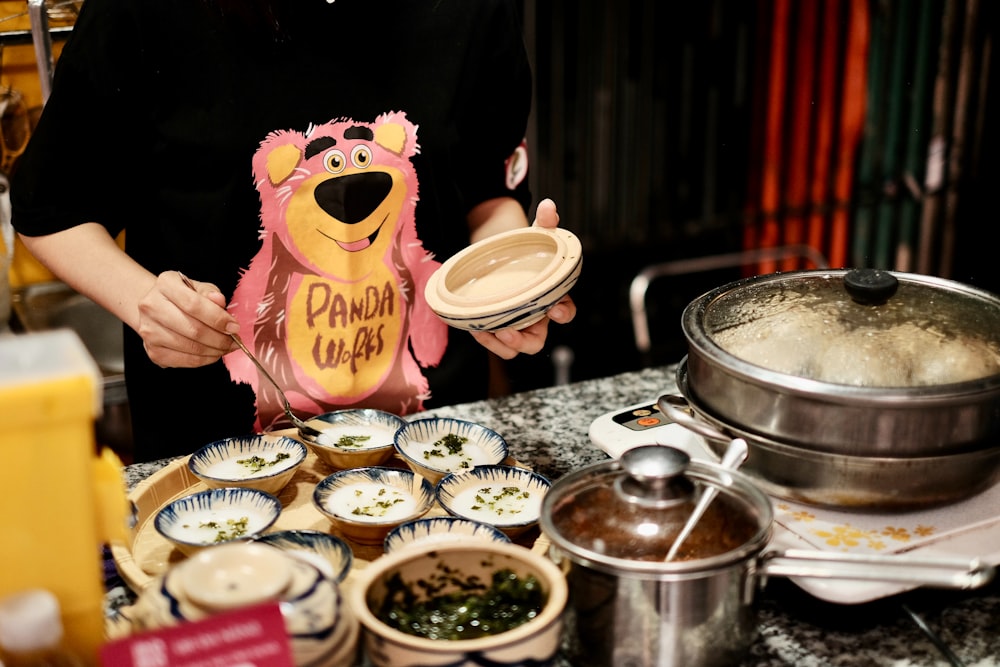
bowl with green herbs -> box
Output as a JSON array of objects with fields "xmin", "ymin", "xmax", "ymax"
[
  {"xmin": 394, "ymin": 417, "xmax": 509, "ymax": 484},
  {"xmin": 347, "ymin": 540, "xmax": 567, "ymax": 667},
  {"xmin": 187, "ymin": 434, "xmax": 307, "ymax": 496},
  {"xmin": 152, "ymin": 487, "xmax": 282, "ymax": 557},
  {"xmin": 435, "ymin": 465, "xmax": 551, "ymax": 539},
  {"xmin": 312, "ymin": 466, "xmax": 435, "ymax": 545},
  {"xmin": 299, "ymin": 408, "xmax": 407, "ymax": 470}
]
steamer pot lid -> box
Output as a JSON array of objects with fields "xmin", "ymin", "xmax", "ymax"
[
  {"xmin": 541, "ymin": 446, "xmax": 769, "ymax": 566},
  {"xmin": 692, "ymin": 269, "xmax": 1000, "ymax": 387}
]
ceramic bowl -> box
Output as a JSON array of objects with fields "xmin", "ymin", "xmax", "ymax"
[
  {"xmin": 435, "ymin": 465, "xmax": 552, "ymax": 539},
  {"xmin": 383, "ymin": 516, "xmax": 512, "ymax": 554},
  {"xmin": 129, "ymin": 541, "xmax": 359, "ymax": 667},
  {"xmin": 424, "ymin": 226, "xmax": 582, "ymax": 331},
  {"xmin": 153, "ymin": 487, "xmax": 282, "ymax": 557},
  {"xmin": 252, "ymin": 529, "xmax": 354, "ymax": 584},
  {"xmin": 347, "ymin": 541, "xmax": 568, "ymax": 667},
  {"xmin": 300, "ymin": 408, "xmax": 407, "ymax": 470},
  {"xmin": 187, "ymin": 434, "xmax": 307, "ymax": 495},
  {"xmin": 312, "ymin": 466, "xmax": 435, "ymax": 545},
  {"xmin": 394, "ymin": 417, "xmax": 509, "ymax": 485}
]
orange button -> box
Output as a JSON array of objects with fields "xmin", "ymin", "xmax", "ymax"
[{"xmin": 636, "ymin": 417, "xmax": 661, "ymax": 427}]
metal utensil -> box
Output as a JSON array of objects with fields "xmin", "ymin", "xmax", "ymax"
[
  {"xmin": 179, "ymin": 274, "xmax": 325, "ymax": 441},
  {"xmin": 664, "ymin": 437, "xmax": 749, "ymax": 561}
]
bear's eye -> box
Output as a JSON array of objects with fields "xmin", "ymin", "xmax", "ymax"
[
  {"xmin": 351, "ymin": 145, "xmax": 372, "ymax": 169},
  {"xmin": 324, "ymin": 149, "xmax": 348, "ymax": 174}
]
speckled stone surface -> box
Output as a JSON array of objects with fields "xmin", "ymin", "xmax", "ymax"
[{"xmin": 114, "ymin": 364, "xmax": 1000, "ymax": 666}]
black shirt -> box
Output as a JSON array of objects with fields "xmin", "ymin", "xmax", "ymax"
[{"xmin": 12, "ymin": 0, "xmax": 532, "ymax": 461}]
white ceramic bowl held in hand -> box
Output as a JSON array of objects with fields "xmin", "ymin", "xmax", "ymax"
[
  {"xmin": 394, "ymin": 417, "xmax": 509, "ymax": 485},
  {"xmin": 424, "ymin": 226, "xmax": 582, "ymax": 331},
  {"xmin": 130, "ymin": 541, "xmax": 359, "ymax": 667},
  {"xmin": 348, "ymin": 541, "xmax": 567, "ymax": 667},
  {"xmin": 187, "ymin": 434, "xmax": 307, "ymax": 495}
]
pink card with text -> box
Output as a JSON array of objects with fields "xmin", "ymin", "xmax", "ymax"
[{"xmin": 100, "ymin": 602, "xmax": 294, "ymax": 667}]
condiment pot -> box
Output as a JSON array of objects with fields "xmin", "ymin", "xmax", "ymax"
[{"xmin": 539, "ymin": 446, "xmax": 995, "ymax": 667}]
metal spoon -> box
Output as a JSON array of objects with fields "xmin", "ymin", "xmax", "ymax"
[
  {"xmin": 664, "ymin": 437, "xmax": 749, "ymax": 562},
  {"xmin": 178, "ymin": 274, "xmax": 325, "ymax": 442}
]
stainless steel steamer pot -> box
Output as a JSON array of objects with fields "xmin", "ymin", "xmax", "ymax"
[
  {"xmin": 540, "ymin": 446, "xmax": 995, "ymax": 667},
  {"xmin": 660, "ymin": 362, "xmax": 1000, "ymax": 509},
  {"xmin": 681, "ymin": 269, "xmax": 1000, "ymax": 457}
]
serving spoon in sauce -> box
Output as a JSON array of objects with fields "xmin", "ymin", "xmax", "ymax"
[
  {"xmin": 179, "ymin": 273, "xmax": 325, "ymax": 442},
  {"xmin": 664, "ymin": 437, "xmax": 749, "ymax": 562}
]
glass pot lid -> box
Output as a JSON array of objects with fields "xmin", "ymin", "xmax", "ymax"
[
  {"xmin": 691, "ymin": 269, "xmax": 1000, "ymax": 388},
  {"xmin": 540, "ymin": 446, "xmax": 772, "ymax": 574}
]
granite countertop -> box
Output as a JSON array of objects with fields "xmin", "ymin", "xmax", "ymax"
[{"xmin": 112, "ymin": 364, "xmax": 1000, "ymax": 666}]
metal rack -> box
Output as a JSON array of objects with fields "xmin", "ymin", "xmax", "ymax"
[
  {"xmin": 0, "ymin": 0, "xmax": 75, "ymax": 103},
  {"xmin": 27, "ymin": 0, "xmax": 53, "ymax": 102}
]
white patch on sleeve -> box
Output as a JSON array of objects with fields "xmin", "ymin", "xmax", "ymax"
[{"xmin": 505, "ymin": 140, "xmax": 529, "ymax": 190}]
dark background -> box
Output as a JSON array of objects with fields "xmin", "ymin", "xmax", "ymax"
[{"xmin": 502, "ymin": 0, "xmax": 1000, "ymax": 394}]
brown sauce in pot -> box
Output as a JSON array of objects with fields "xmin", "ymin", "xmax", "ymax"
[{"xmin": 548, "ymin": 485, "xmax": 758, "ymax": 562}]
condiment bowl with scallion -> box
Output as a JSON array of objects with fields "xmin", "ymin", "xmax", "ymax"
[
  {"xmin": 311, "ymin": 466, "xmax": 435, "ymax": 545},
  {"xmin": 299, "ymin": 408, "xmax": 408, "ymax": 470},
  {"xmin": 347, "ymin": 540, "xmax": 568, "ymax": 667},
  {"xmin": 153, "ymin": 487, "xmax": 283, "ymax": 557},
  {"xmin": 393, "ymin": 417, "xmax": 509, "ymax": 485},
  {"xmin": 435, "ymin": 465, "xmax": 551, "ymax": 539},
  {"xmin": 187, "ymin": 434, "xmax": 307, "ymax": 496}
]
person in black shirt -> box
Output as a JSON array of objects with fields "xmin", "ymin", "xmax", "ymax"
[{"xmin": 11, "ymin": 0, "xmax": 575, "ymax": 462}]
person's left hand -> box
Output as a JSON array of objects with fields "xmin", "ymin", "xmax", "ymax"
[{"xmin": 470, "ymin": 198, "xmax": 577, "ymax": 359}]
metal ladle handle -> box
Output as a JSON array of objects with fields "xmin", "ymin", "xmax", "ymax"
[{"xmin": 664, "ymin": 437, "xmax": 749, "ymax": 561}]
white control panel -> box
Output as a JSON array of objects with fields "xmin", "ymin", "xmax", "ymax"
[{"xmin": 588, "ymin": 400, "xmax": 716, "ymax": 461}]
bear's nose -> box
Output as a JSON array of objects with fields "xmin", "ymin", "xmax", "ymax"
[{"xmin": 314, "ymin": 172, "xmax": 392, "ymax": 224}]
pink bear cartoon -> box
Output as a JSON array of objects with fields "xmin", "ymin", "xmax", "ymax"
[{"xmin": 226, "ymin": 111, "xmax": 447, "ymax": 431}]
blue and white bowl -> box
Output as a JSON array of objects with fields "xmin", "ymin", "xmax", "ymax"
[
  {"xmin": 394, "ymin": 417, "xmax": 509, "ymax": 484},
  {"xmin": 252, "ymin": 529, "xmax": 354, "ymax": 583},
  {"xmin": 188, "ymin": 434, "xmax": 307, "ymax": 495},
  {"xmin": 384, "ymin": 516, "xmax": 511, "ymax": 554},
  {"xmin": 436, "ymin": 465, "xmax": 551, "ymax": 539},
  {"xmin": 153, "ymin": 487, "xmax": 283, "ymax": 557},
  {"xmin": 312, "ymin": 466, "xmax": 435, "ymax": 545},
  {"xmin": 130, "ymin": 541, "xmax": 359, "ymax": 667},
  {"xmin": 424, "ymin": 226, "xmax": 582, "ymax": 331},
  {"xmin": 300, "ymin": 408, "xmax": 408, "ymax": 470}
]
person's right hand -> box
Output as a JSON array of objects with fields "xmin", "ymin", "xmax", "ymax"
[{"xmin": 136, "ymin": 271, "xmax": 240, "ymax": 368}]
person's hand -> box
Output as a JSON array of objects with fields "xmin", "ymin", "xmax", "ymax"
[
  {"xmin": 137, "ymin": 271, "xmax": 239, "ymax": 368},
  {"xmin": 470, "ymin": 198, "xmax": 578, "ymax": 360}
]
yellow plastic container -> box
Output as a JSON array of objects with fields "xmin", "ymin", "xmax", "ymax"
[{"xmin": 0, "ymin": 330, "xmax": 127, "ymax": 666}]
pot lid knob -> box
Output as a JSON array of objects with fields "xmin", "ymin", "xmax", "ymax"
[
  {"xmin": 844, "ymin": 268, "xmax": 899, "ymax": 305},
  {"xmin": 615, "ymin": 445, "xmax": 694, "ymax": 507}
]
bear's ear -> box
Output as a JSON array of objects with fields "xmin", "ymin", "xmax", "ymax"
[
  {"xmin": 265, "ymin": 143, "xmax": 303, "ymax": 185},
  {"xmin": 374, "ymin": 122, "xmax": 407, "ymax": 156}
]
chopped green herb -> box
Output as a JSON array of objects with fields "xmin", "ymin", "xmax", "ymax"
[
  {"xmin": 469, "ymin": 486, "xmax": 530, "ymax": 515},
  {"xmin": 378, "ymin": 567, "xmax": 546, "ymax": 640},
  {"xmin": 423, "ymin": 433, "xmax": 470, "ymax": 461},
  {"xmin": 190, "ymin": 516, "xmax": 251, "ymax": 542},
  {"xmin": 236, "ymin": 452, "xmax": 291, "ymax": 473},
  {"xmin": 335, "ymin": 434, "xmax": 372, "ymax": 449},
  {"xmin": 351, "ymin": 487, "xmax": 407, "ymax": 517}
]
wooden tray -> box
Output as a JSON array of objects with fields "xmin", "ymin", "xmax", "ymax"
[{"xmin": 109, "ymin": 447, "xmax": 547, "ymax": 593}]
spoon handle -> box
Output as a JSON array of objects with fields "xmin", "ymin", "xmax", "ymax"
[
  {"xmin": 178, "ymin": 273, "xmax": 323, "ymax": 437},
  {"xmin": 664, "ymin": 438, "xmax": 749, "ymax": 562}
]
